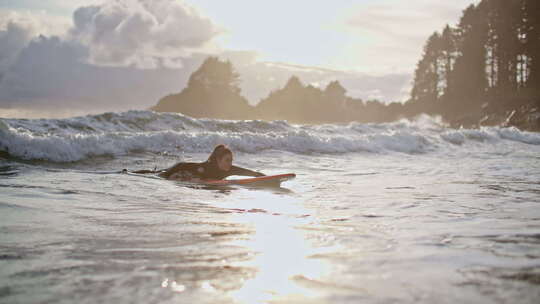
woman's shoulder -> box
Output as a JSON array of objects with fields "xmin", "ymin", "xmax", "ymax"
[
  {"xmin": 179, "ymin": 161, "xmax": 211, "ymax": 173},
  {"xmin": 164, "ymin": 162, "xmax": 207, "ymax": 179}
]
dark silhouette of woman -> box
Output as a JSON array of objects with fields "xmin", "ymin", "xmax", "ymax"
[{"xmin": 132, "ymin": 144, "xmax": 264, "ymax": 180}]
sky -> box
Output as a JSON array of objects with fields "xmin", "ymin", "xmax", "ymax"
[{"xmin": 0, "ymin": 0, "xmax": 477, "ymax": 118}]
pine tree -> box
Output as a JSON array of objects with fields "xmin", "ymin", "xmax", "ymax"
[
  {"xmin": 187, "ymin": 57, "xmax": 241, "ymax": 94},
  {"xmin": 486, "ymin": 0, "xmax": 521, "ymax": 94},
  {"xmin": 439, "ymin": 25, "xmax": 457, "ymax": 97},
  {"xmin": 152, "ymin": 57, "xmax": 251, "ymax": 119},
  {"xmin": 411, "ymin": 32, "xmax": 442, "ymax": 103},
  {"xmin": 407, "ymin": 0, "xmax": 539, "ymax": 127},
  {"xmin": 447, "ymin": 4, "xmax": 488, "ymax": 115},
  {"xmin": 523, "ymin": 0, "xmax": 540, "ymax": 90}
]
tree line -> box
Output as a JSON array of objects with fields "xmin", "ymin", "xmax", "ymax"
[
  {"xmin": 153, "ymin": 0, "xmax": 539, "ymax": 130},
  {"xmin": 409, "ymin": 0, "xmax": 539, "ymax": 127},
  {"xmin": 152, "ymin": 56, "xmax": 406, "ymax": 124}
]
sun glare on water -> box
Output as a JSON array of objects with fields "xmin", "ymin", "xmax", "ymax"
[{"xmin": 224, "ymin": 189, "xmax": 331, "ymax": 302}]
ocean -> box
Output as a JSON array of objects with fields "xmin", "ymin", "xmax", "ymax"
[{"xmin": 1, "ymin": 110, "xmax": 539, "ymax": 303}]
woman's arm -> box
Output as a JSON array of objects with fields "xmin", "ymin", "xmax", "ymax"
[
  {"xmin": 229, "ymin": 165, "xmax": 265, "ymax": 177},
  {"xmin": 131, "ymin": 169, "xmax": 159, "ymax": 174}
]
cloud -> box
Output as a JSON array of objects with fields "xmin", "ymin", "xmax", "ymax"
[
  {"xmin": 69, "ymin": 0, "xmax": 221, "ymax": 68},
  {"xmin": 342, "ymin": 0, "xmax": 478, "ymax": 73},
  {"xmin": 0, "ymin": 19, "xmax": 35, "ymax": 77},
  {"xmin": 219, "ymin": 50, "xmax": 259, "ymax": 67},
  {"xmin": 234, "ymin": 62, "xmax": 412, "ymax": 103},
  {"xmin": 0, "ymin": 34, "xmax": 207, "ymax": 111},
  {"xmin": 0, "ymin": 0, "xmax": 219, "ymax": 112},
  {"xmin": 347, "ymin": 0, "xmax": 475, "ymax": 40},
  {"xmin": 0, "ymin": 0, "xmax": 414, "ymax": 117},
  {"xmin": 0, "ymin": 10, "xmax": 70, "ymax": 76}
]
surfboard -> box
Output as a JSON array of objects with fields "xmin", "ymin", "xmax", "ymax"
[{"xmin": 202, "ymin": 173, "xmax": 296, "ymax": 187}]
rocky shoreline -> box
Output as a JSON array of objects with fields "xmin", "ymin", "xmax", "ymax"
[{"xmin": 449, "ymin": 104, "xmax": 540, "ymax": 132}]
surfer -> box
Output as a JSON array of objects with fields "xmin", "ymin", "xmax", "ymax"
[{"xmin": 132, "ymin": 144, "xmax": 264, "ymax": 181}]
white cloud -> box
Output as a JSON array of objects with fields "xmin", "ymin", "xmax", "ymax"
[
  {"xmin": 233, "ymin": 62, "xmax": 411, "ymax": 104},
  {"xmin": 219, "ymin": 50, "xmax": 259, "ymax": 67},
  {"xmin": 69, "ymin": 0, "xmax": 221, "ymax": 68},
  {"xmin": 0, "ymin": 0, "xmax": 418, "ymax": 117},
  {"xmin": 0, "ymin": 10, "xmax": 70, "ymax": 75},
  {"xmin": 0, "ymin": 19, "xmax": 34, "ymax": 76},
  {"xmin": 341, "ymin": 0, "xmax": 478, "ymax": 74},
  {"xmin": 0, "ymin": 1, "xmax": 220, "ymax": 112},
  {"xmin": 0, "ymin": 9, "xmax": 72, "ymax": 36},
  {"xmin": 0, "ymin": 34, "xmax": 209, "ymax": 111}
]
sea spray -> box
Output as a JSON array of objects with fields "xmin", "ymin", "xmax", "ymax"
[{"xmin": 1, "ymin": 111, "xmax": 539, "ymax": 162}]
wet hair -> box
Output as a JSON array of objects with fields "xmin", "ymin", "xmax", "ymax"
[{"xmin": 207, "ymin": 144, "xmax": 232, "ymax": 164}]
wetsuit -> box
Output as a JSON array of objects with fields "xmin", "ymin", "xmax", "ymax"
[{"xmin": 156, "ymin": 161, "xmax": 264, "ymax": 180}]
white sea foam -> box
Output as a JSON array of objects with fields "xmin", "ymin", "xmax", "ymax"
[
  {"xmin": 0, "ymin": 111, "xmax": 538, "ymax": 162},
  {"xmin": 496, "ymin": 127, "xmax": 540, "ymax": 145}
]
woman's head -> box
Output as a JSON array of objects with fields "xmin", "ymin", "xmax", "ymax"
[{"xmin": 208, "ymin": 144, "xmax": 233, "ymax": 171}]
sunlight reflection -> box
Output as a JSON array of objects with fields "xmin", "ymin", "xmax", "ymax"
[
  {"xmin": 161, "ymin": 278, "xmax": 186, "ymax": 293},
  {"xmin": 226, "ymin": 190, "xmax": 330, "ymax": 302}
]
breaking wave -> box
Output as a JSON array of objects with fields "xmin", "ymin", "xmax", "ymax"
[{"xmin": 1, "ymin": 111, "xmax": 539, "ymax": 162}]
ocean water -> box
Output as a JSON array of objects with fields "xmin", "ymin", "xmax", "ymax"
[{"xmin": 1, "ymin": 110, "xmax": 539, "ymax": 303}]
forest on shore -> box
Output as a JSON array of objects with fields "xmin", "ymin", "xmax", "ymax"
[{"xmin": 152, "ymin": 0, "xmax": 539, "ymax": 131}]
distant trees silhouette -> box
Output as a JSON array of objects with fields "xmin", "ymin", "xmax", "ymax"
[
  {"xmin": 152, "ymin": 58, "xmax": 405, "ymax": 124},
  {"xmin": 253, "ymin": 74, "xmax": 408, "ymax": 123},
  {"xmin": 152, "ymin": 57, "xmax": 253, "ymax": 120},
  {"xmin": 152, "ymin": 0, "xmax": 539, "ymax": 130},
  {"xmin": 409, "ymin": 0, "xmax": 539, "ymax": 128},
  {"xmin": 255, "ymin": 77, "xmax": 354, "ymax": 123}
]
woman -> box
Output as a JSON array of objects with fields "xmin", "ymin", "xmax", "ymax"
[{"xmin": 134, "ymin": 145, "xmax": 264, "ymax": 181}]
